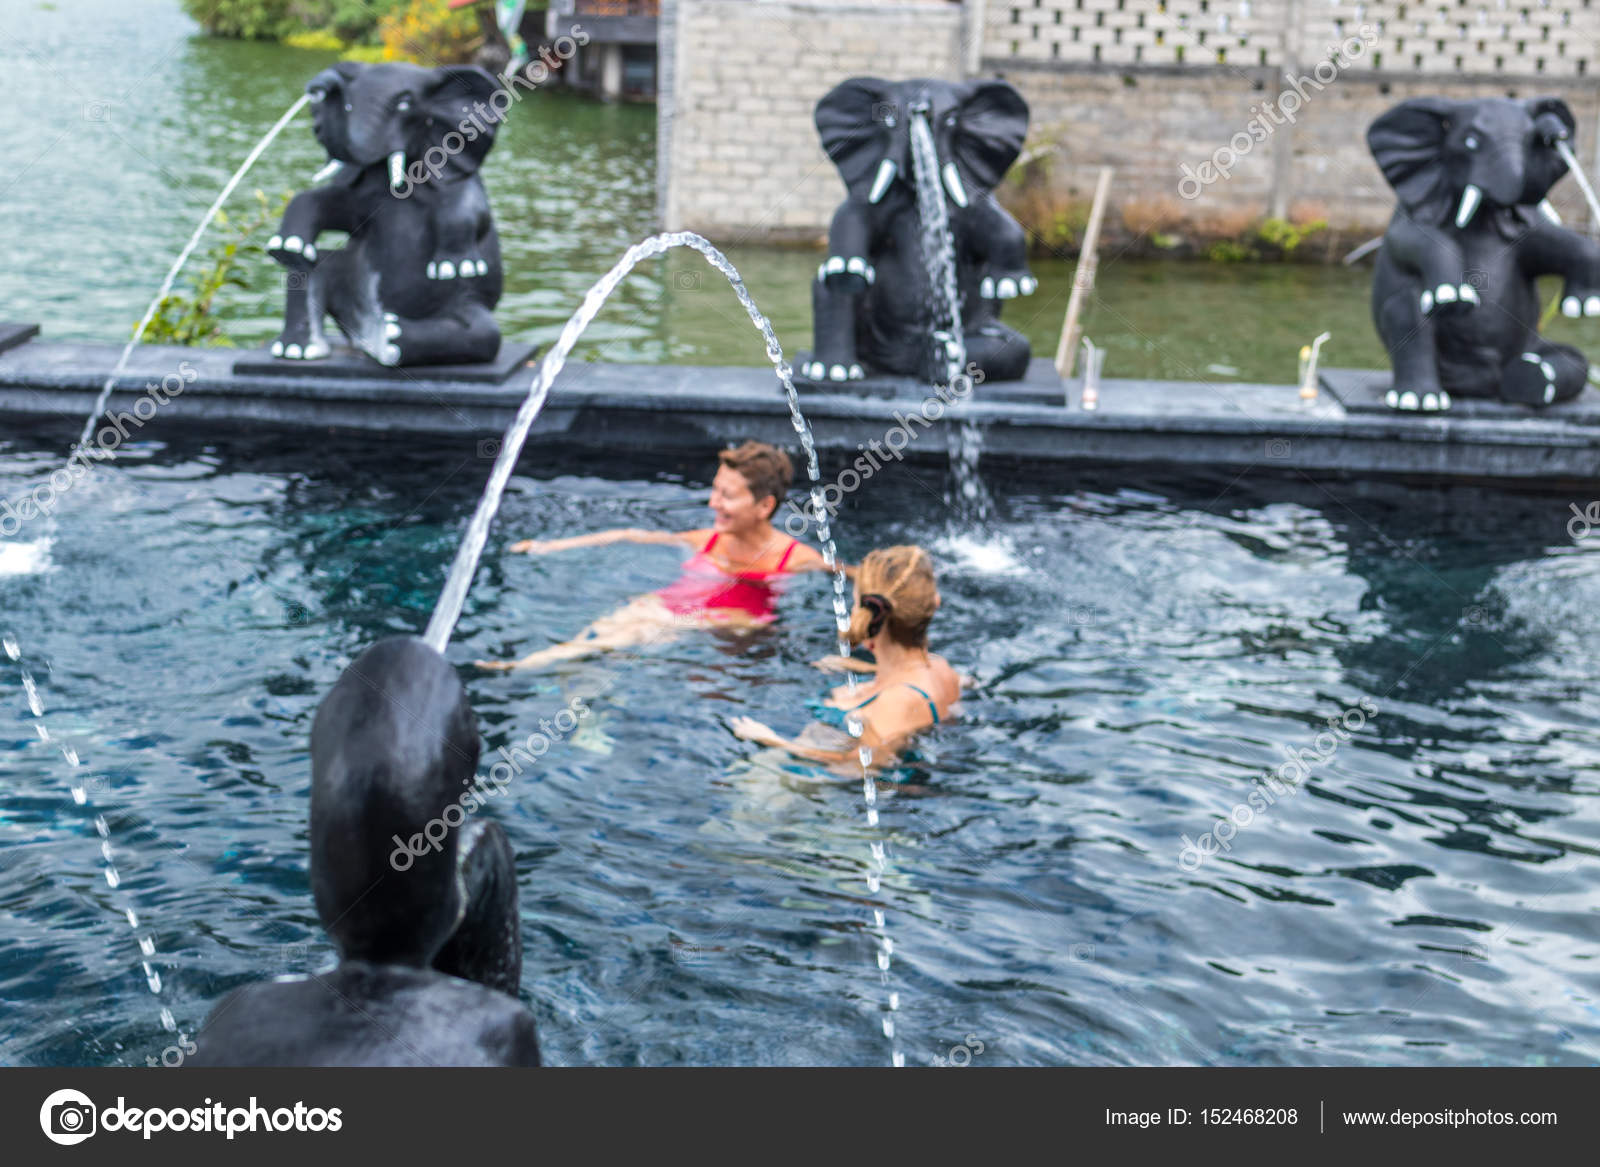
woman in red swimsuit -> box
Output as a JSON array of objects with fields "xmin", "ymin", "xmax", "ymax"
[{"xmin": 476, "ymin": 442, "xmax": 826, "ymax": 672}]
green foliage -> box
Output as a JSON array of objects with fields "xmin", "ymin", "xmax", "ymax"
[
  {"xmin": 282, "ymin": 28, "xmax": 345, "ymax": 50},
  {"xmin": 1206, "ymin": 239, "xmax": 1256, "ymax": 263},
  {"xmin": 1255, "ymin": 216, "xmax": 1328, "ymax": 256},
  {"xmin": 1203, "ymin": 218, "xmax": 1329, "ymax": 263},
  {"xmin": 143, "ymin": 191, "xmax": 289, "ymax": 347},
  {"xmin": 310, "ymin": 0, "xmax": 409, "ymax": 43},
  {"xmin": 181, "ymin": 0, "xmax": 294, "ymax": 39},
  {"xmin": 182, "ymin": 0, "xmax": 407, "ymax": 43}
]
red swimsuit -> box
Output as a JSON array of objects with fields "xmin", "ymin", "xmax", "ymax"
[{"xmin": 655, "ymin": 533, "xmax": 800, "ymax": 619}]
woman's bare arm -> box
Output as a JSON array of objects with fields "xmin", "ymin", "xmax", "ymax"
[
  {"xmin": 812, "ymin": 655, "xmax": 876, "ymax": 675},
  {"xmin": 728, "ymin": 717, "xmax": 861, "ymax": 765},
  {"xmin": 510, "ymin": 529, "xmax": 697, "ymax": 554},
  {"xmin": 729, "ymin": 689, "xmax": 925, "ymax": 767}
]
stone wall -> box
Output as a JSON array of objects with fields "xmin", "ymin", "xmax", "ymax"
[
  {"xmin": 661, "ymin": 0, "xmax": 1600, "ymax": 243},
  {"xmin": 660, "ymin": 0, "xmax": 965, "ymax": 242},
  {"xmin": 995, "ymin": 63, "xmax": 1600, "ymax": 238}
]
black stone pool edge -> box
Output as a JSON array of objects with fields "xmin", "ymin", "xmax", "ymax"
[{"xmin": 1, "ymin": 332, "xmax": 1598, "ymax": 488}]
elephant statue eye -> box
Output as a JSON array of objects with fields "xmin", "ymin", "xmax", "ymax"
[
  {"xmin": 397, "ymin": 97, "xmax": 413, "ymax": 113},
  {"xmin": 343, "ymin": 102, "xmax": 353, "ymax": 113},
  {"xmin": 945, "ymin": 114, "xmax": 957, "ymax": 126},
  {"xmin": 884, "ymin": 114, "xmax": 896, "ymax": 127},
  {"xmin": 1464, "ymin": 134, "xmax": 1479, "ymax": 150}
]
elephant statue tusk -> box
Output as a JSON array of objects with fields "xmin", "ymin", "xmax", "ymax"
[
  {"xmin": 312, "ymin": 158, "xmax": 343, "ymax": 184},
  {"xmin": 868, "ymin": 158, "xmax": 897, "ymax": 204},
  {"xmin": 1539, "ymin": 198, "xmax": 1562, "ymax": 225},
  {"xmin": 941, "ymin": 162, "xmax": 968, "ymax": 208},
  {"xmin": 388, "ymin": 149, "xmax": 407, "ymax": 193},
  {"xmin": 1455, "ymin": 184, "xmax": 1482, "ymax": 229}
]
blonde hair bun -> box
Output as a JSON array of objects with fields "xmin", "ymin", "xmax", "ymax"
[{"xmin": 847, "ymin": 545, "xmax": 937, "ymax": 648}]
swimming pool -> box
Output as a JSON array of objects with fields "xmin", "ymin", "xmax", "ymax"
[{"xmin": 1, "ymin": 431, "xmax": 1597, "ymax": 1066}]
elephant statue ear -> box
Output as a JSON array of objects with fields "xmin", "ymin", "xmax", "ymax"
[
  {"xmin": 1367, "ymin": 97, "xmax": 1467, "ymax": 224},
  {"xmin": 952, "ymin": 81, "xmax": 1030, "ymax": 192},
  {"xmin": 420, "ymin": 65, "xmax": 503, "ymax": 168},
  {"xmin": 1524, "ymin": 97, "xmax": 1577, "ymax": 204},
  {"xmin": 816, "ymin": 77, "xmax": 899, "ymax": 200},
  {"xmin": 424, "ymin": 64, "xmax": 502, "ymax": 111},
  {"xmin": 1527, "ymin": 96, "xmax": 1577, "ymax": 141}
]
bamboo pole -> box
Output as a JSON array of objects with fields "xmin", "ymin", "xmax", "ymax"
[{"xmin": 1054, "ymin": 166, "xmax": 1114, "ymax": 379}]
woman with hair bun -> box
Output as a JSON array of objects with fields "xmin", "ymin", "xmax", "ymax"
[{"xmin": 730, "ymin": 545, "xmax": 960, "ymax": 767}]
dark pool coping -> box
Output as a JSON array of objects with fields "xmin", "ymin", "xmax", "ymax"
[{"xmin": 1, "ymin": 329, "xmax": 1598, "ymax": 486}]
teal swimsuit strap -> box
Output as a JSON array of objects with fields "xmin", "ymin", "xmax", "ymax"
[
  {"xmin": 848, "ymin": 685, "xmax": 939, "ymax": 724},
  {"xmin": 902, "ymin": 683, "xmax": 940, "ymax": 725}
]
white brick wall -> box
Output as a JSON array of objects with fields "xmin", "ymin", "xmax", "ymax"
[{"xmin": 985, "ymin": 0, "xmax": 1600, "ymax": 78}]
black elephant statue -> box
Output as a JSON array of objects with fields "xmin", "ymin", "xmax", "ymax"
[
  {"xmin": 268, "ymin": 62, "xmax": 505, "ymax": 368},
  {"xmin": 801, "ymin": 77, "xmax": 1037, "ymax": 385},
  {"xmin": 1368, "ymin": 96, "xmax": 1600, "ymax": 410},
  {"xmin": 188, "ymin": 638, "xmax": 541, "ymax": 1066}
]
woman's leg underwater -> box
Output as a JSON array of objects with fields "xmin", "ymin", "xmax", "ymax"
[{"xmin": 476, "ymin": 596, "xmax": 688, "ymax": 671}]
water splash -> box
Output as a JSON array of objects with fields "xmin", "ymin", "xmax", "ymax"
[
  {"xmin": 77, "ymin": 93, "xmax": 310, "ymax": 447},
  {"xmin": 0, "ymin": 537, "xmax": 52, "ymax": 578},
  {"xmin": 421, "ymin": 230, "xmax": 903, "ymax": 1065}
]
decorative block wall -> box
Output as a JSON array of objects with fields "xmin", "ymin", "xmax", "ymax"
[{"xmin": 987, "ymin": 1, "xmax": 1600, "ymax": 78}]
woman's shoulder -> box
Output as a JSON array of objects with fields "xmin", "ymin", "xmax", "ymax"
[
  {"xmin": 925, "ymin": 656, "xmax": 962, "ymax": 707},
  {"xmin": 781, "ymin": 539, "xmax": 827, "ymax": 571},
  {"xmin": 678, "ymin": 528, "xmax": 715, "ymax": 552}
]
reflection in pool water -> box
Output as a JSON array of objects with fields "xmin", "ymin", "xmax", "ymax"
[{"xmin": 2, "ymin": 434, "xmax": 1598, "ymax": 1066}]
